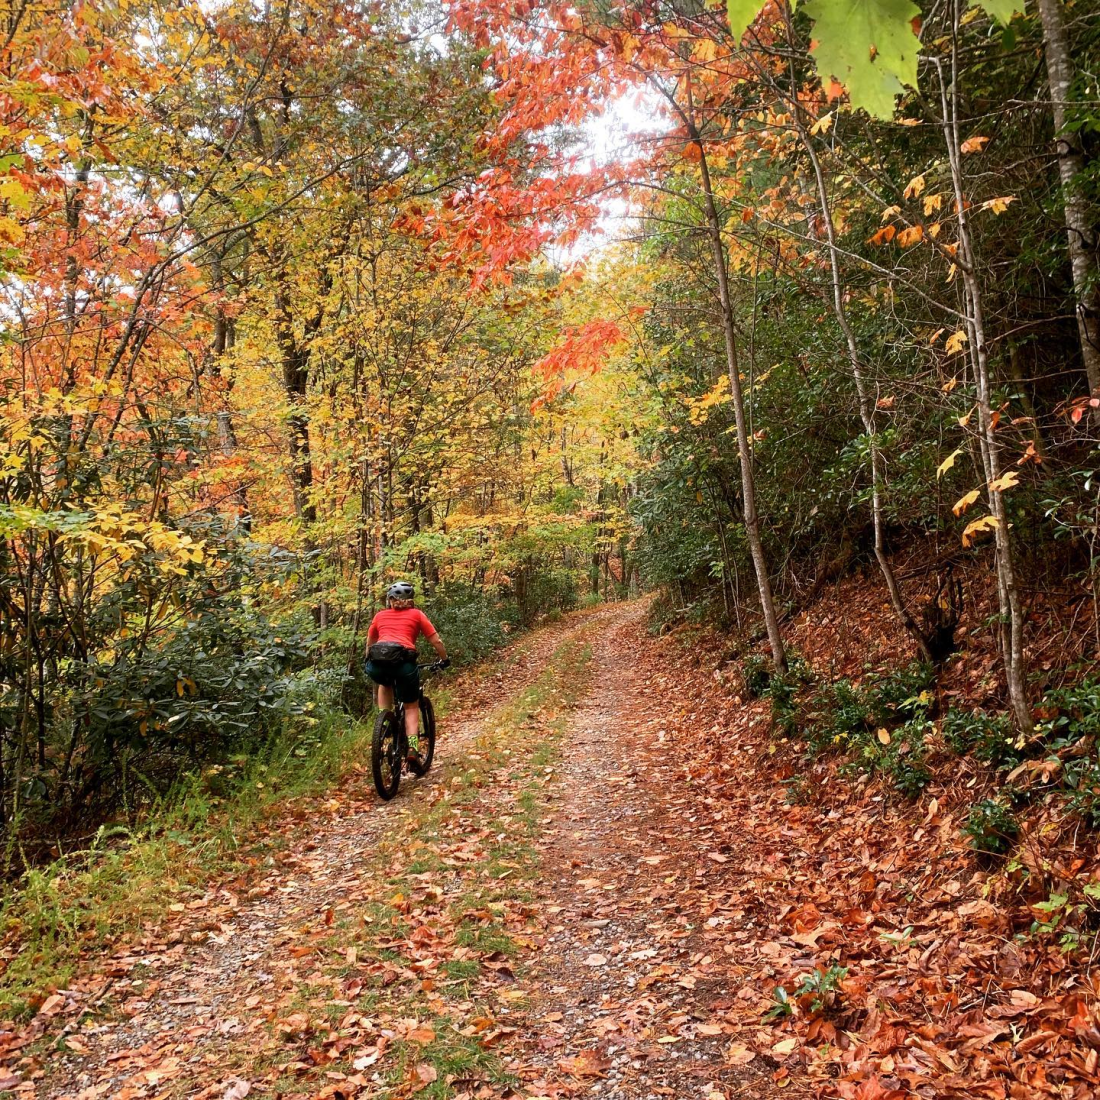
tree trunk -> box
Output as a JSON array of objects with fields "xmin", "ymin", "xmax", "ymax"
[
  {"xmin": 937, "ymin": 34, "xmax": 1033, "ymax": 733},
  {"xmin": 275, "ymin": 291, "xmax": 319, "ymax": 527},
  {"xmin": 1035, "ymin": 0, "xmax": 1100, "ymax": 405},
  {"xmin": 694, "ymin": 128, "xmax": 788, "ymax": 673}
]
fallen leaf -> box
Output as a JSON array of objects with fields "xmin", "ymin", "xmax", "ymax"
[
  {"xmin": 726, "ymin": 1042, "xmax": 756, "ymax": 1066},
  {"xmin": 414, "ymin": 1063, "xmax": 438, "ymax": 1089},
  {"xmin": 559, "ymin": 1050, "xmax": 610, "ymax": 1078}
]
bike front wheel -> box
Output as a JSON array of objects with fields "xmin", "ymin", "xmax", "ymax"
[
  {"xmin": 371, "ymin": 709, "xmax": 403, "ymax": 800},
  {"xmin": 407, "ymin": 695, "xmax": 436, "ymax": 776}
]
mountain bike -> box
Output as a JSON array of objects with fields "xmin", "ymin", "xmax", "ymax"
[{"xmin": 371, "ymin": 662, "xmax": 444, "ymax": 800}]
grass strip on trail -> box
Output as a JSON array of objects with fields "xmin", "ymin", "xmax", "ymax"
[{"xmin": 0, "ymin": 615, "xmax": 586, "ymax": 1024}]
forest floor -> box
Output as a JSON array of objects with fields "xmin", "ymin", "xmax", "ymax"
[{"xmin": 3, "ymin": 596, "xmax": 1099, "ymax": 1100}]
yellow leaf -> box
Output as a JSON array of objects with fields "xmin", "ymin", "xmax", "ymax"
[
  {"xmin": 942, "ymin": 376, "xmax": 959, "ymax": 393},
  {"xmin": 989, "ymin": 469, "xmax": 1020, "ymax": 492},
  {"xmin": 880, "ymin": 204, "xmax": 901, "ymax": 224},
  {"xmin": 945, "ymin": 330, "xmax": 968, "ymax": 355},
  {"xmin": 953, "ymin": 489, "xmax": 980, "ymax": 516},
  {"xmin": 981, "ymin": 196, "xmax": 1016, "ymax": 215},
  {"xmin": 903, "ymin": 174, "xmax": 925, "ymax": 199},
  {"xmin": 958, "ymin": 406, "xmax": 975, "ymax": 427},
  {"xmin": 810, "ymin": 111, "xmax": 834, "ymax": 135},
  {"xmin": 962, "ymin": 514, "xmax": 1000, "ymax": 547},
  {"xmin": 0, "ymin": 177, "xmax": 30, "ymax": 211},
  {"xmin": 937, "ymin": 448, "xmax": 963, "ymax": 478},
  {"xmin": 0, "ymin": 215, "xmax": 24, "ymax": 243},
  {"xmin": 923, "ymin": 193, "xmax": 943, "ymax": 216},
  {"xmin": 876, "ymin": 728, "xmax": 891, "ymax": 745},
  {"xmin": 692, "ymin": 37, "xmax": 718, "ymax": 63}
]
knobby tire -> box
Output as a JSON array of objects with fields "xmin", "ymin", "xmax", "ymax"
[
  {"xmin": 407, "ymin": 695, "xmax": 435, "ymax": 777},
  {"xmin": 372, "ymin": 709, "xmax": 402, "ymax": 800}
]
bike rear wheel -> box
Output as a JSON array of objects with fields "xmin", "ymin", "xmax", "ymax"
[
  {"xmin": 407, "ymin": 695, "xmax": 435, "ymax": 776},
  {"xmin": 371, "ymin": 709, "xmax": 402, "ymax": 800}
]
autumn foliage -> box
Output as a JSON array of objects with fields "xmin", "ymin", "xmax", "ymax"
[{"xmin": 2, "ymin": 0, "xmax": 1100, "ymax": 1095}]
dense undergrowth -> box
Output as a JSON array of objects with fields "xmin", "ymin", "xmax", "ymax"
[{"xmin": 2, "ymin": 571, "xmax": 578, "ymax": 872}]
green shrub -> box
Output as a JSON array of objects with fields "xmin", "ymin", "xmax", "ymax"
[
  {"xmin": 1034, "ymin": 678, "xmax": 1100, "ymax": 827},
  {"xmin": 807, "ymin": 678, "xmax": 872, "ymax": 752},
  {"xmin": 944, "ymin": 708, "xmax": 1021, "ymax": 769},
  {"xmin": 418, "ymin": 583, "xmax": 518, "ymax": 667},
  {"xmin": 964, "ymin": 798, "xmax": 1019, "ymax": 855},
  {"xmin": 761, "ymin": 655, "xmax": 813, "ymax": 738},
  {"xmin": 852, "ymin": 716, "xmax": 932, "ymax": 797},
  {"xmin": 1063, "ymin": 758, "xmax": 1100, "ymax": 827},
  {"xmin": 866, "ymin": 661, "xmax": 936, "ymax": 725},
  {"xmin": 1039, "ymin": 677, "xmax": 1100, "ymax": 745},
  {"xmin": 742, "ymin": 653, "xmax": 772, "ymax": 699},
  {"xmin": 881, "ymin": 721, "xmax": 933, "ymax": 797}
]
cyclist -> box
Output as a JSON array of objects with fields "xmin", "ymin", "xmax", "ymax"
[{"xmin": 365, "ymin": 581, "xmax": 449, "ymax": 758}]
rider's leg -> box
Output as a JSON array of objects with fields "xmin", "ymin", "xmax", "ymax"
[
  {"xmin": 404, "ymin": 699, "xmax": 420, "ymax": 743},
  {"xmin": 377, "ymin": 684, "xmax": 394, "ymax": 711}
]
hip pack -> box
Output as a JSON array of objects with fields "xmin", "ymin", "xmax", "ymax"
[{"xmin": 368, "ymin": 641, "xmax": 416, "ymax": 663}]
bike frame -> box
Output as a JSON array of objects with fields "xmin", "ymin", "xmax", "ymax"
[{"xmin": 386, "ymin": 662, "xmax": 442, "ymax": 748}]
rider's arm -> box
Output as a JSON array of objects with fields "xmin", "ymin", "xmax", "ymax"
[
  {"xmin": 427, "ymin": 631, "xmax": 447, "ymax": 661},
  {"xmin": 366, "ymin": 617, "xmax": 379, "ymax": 649},
  {"xmin": 416, "ymin": 610, "xmax": 447, "ymax": 662}
]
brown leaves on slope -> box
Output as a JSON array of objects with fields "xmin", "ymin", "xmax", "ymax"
[{"xmin": 650, "ymin": 576, "xmax": 1100, "ymax": 1099}]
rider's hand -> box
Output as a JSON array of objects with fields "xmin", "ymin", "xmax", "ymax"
[{"xmin": 439, "ymin": 657, "xmax": 451, "ymax": 670}]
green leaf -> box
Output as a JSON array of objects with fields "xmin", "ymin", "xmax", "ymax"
[
  {"xmin": 973, "ymin": 0, "xmax": 1022, "ymax": 23},
  {"xmin": 726, "ymin": 0, "xmax": 765, "ymax": 39},
  {"xmin": 802, "ymin": 0, "xmax": 922, "ymax": 118}
]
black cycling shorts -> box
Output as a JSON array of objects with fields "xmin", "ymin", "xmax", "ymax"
[{"xmin": 365, "ymin": 658, "xmax": 420, "ymax": 704}]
